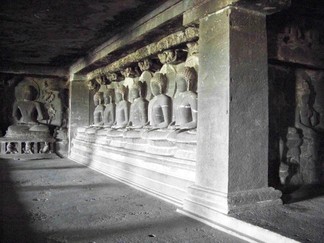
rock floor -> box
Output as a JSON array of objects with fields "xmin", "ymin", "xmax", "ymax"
[
  {"xmin": 1, "ymin": 158, "xmax": 245, "ymax": 243},
  {"xmin": 233, "ymin": 185, "xmax": 324, "ymax": 243}
]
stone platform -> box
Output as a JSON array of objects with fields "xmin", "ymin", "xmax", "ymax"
[{"xmin": 70, "ymin": 129, "xmax": 196, "ymax": 206}]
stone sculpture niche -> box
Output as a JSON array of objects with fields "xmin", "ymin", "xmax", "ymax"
[
  {"xmin": 72, "ymin": 37, "xmax": 200, "ymax": 163},
  {"xmin": 277, "ymin": 70, "xmax": 324, "ymax": 190},
  {"xmin": 0, "ymin": 80, "xmax": 56, "ymax": 158}
]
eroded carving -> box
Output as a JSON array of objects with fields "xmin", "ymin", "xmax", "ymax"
[
  {"xmin": 128, "ymin": 82, "xmax": 148, "ymax": 128},
  {"xmin": 138, "ymin": 58, "xmax": 154, "ymax": 100},
  {"xmin": 112, "ymin": 85, "xmax": 130, "ymax": 129},
  {"xmin": 103, "ymin": 89, "xmax": 115, "ymax": 128},
  {"xmin": 147, "ymin": 73, "xmax": 172, "ymax": 129}
]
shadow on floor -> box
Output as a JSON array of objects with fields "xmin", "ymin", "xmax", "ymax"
[
  {"xmin": 282, "ymin": 184, "xmax": 324, "ymax": 204},
  {"xmin": 0, "ymin": 159, "xmax": 45, "ymax": 243}
]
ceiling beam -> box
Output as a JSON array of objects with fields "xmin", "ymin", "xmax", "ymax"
[
  {"xmin": 0, "ymin": 63, "xmax": 69, "ymax": 78},
  {"xmin": 69, "ymin": 0, "xmax": 184, "ymax": 75}
]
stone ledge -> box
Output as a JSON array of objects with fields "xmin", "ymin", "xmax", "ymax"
[
  {"xmin": 70, "ymin": 138, "xmax": 196, "ymax": 206},
  {"xmin": 184, "ymin": 185, "xmax": 282, "ymax": 214}
]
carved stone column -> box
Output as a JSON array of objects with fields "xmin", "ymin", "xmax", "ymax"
[
  {"xmin": 182, "ymin": 6, "xmax": 283, "ymax": 218},
  {"xmin": 68, "ymin": 74, "xmax": 90, "ymax": 154}
]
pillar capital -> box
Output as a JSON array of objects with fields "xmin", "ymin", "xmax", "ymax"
[{"xmin": 183, "ymin": 0, "xmax": 291, "ymax": 25}]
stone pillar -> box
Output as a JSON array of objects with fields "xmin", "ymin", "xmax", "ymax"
[
  {"xmin": 182, "ymin": 7, "xmax": 282, "ymax": 217},
  {"xmin": 68, "ymin": 74, "xmax": 90, "ymax": 154}
]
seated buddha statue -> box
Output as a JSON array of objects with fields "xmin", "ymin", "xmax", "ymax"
[
  {"xmin": 95, "ymin": 89, "xmax": 115, "ymax": 141},
  {"xmin": 169, "ymin": 67, "xmax": 197, "ymax": 130},
  {"xmin": 6, "ymin": 85, "xmax": 50, "ymax": 138},
  {"xmin": 146, "ymin": 73, "xmax": 172, "ymax": 129},
  {"xmin": 128, "ymin": 82, "xmax": 148, "ymax": 129},
  {"xmin": 93, "ymin": 92, "xmax": 105, "ymax": 126},
  {"xmin": 103, "ymin": 89, "xmax": 115, "ymax": 128},
  {"xmin": 106, "ymin": 85, "xmax": 130, "ymax": 146},
  {"xmin": 141, "ymin": 73, "xmax": 173, "ymax": 155},
  {"xmin": 85, "ymin": 92, "xmax": 105, "ymax": 135},
  {"xmin": 123, "ymin": 82, "xmax": 149, "ymax": 151},
  {"xmin": 167, "ymin": 67, "xmax": 198, "ymax": 161}
]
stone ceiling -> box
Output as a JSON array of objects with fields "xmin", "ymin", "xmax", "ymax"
[{"xmin": 0, "ymin": 0, "xmax": 167, "ymax": 68}]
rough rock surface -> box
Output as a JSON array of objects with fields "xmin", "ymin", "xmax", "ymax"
[
  {"xmin": 1, "ymin": 158, "xmax": 244, "ymax": 243},
  {"xmin": 0, "ymin": 0, "xmax": 167, "ymax": 67}
]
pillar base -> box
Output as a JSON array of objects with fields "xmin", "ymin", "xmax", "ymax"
[{"xmin": 183, "ymin": 185, "xmax": 282, "ymax": 215}]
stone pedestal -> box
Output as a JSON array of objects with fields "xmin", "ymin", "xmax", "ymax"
[
  {"xmin": 68, "ymin": 75, "xmax": 90, "ymax": 154},
  {"xmin": 182, "ymin": 7, "xmax": 282, "ymax": 216}
]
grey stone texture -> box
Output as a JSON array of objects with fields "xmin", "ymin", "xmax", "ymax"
[{"xmin": 191, "ymin": 7, "xmax": 281, "ymax": 212}]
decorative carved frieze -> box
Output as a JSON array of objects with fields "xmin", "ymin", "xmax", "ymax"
[{"xmin": 87, "ymin": 27, "xmax": 198, "ymax": 80}]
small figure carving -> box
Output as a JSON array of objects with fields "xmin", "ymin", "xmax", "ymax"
[
  {"xmin": 120, "ymin": 67, "xmax": 139, "ymax": 90},
  {"xmin": 111, "ymin": 85, "xmax": 130, "ymax": 129},
  {"xmin": 128, "ymin": 82, "xmax": 148, "ymax": 128},
  {"xmin": 103, "ymin": 89, "xmax": 115, "ymax": 128},
  {"xmin": 96, "ymin": 75, "xmax": 108, "ymax": 86},
  {"xmin": 87, "ymin": 79, "xmax": 99, "ymax": 91},
  {"xmin": 24, "ymin": 142, "xmax": 33, "ymax": 154},
  {"xmin": 286, "ymin": 127, "xmax": 303, "ymax": 164},
  {"xmin": 40, "ymin": 142, "xmax": 50, "ymax": 154},
  {"xmin": 296, "ymin": 79, "xmax": 319, "ymax": 129},
  {"xmin": 279, "ymin": 128, "xmax": 303, "ymax": 186},
  {"xmin": 6, "ymin": 142, "xmax": 18, "ymax": 154},
  {"xmin": 294, "ymin": 78, "xmax": 321, "ymax": 185},
  {"xmin": 147, "ymin": 73, "xmax": 172, "ymax": 129},
  {"xmin": 42, "ymin": 81, "xmax": 55, "ymax": 102},
  {"xmin": 185, "ymin": 41, "xmax": 199, "ymax": 73},
  {"xmin": 45, "ymin": 103, "xmax": 56, "ymax": 123}
]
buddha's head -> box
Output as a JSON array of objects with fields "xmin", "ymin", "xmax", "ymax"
[
  {"xmin": 130, "ymin": 82, "xmax": 141, "ymax": 100},
  {"xmin": 177, "ymin": 67, "xmax": 197, "ymax": 92},
  {"xmin": 93, "ymin": 92, "xmax": 104, "ymax": 106},
  {"xmin": 22, "ymin": 85, "xmax": 37, "ymax": 101},
  {"xmin": 151, "ymin": 73, "xmax": 167, "ymax": 96},
  {"xmin": 115, "ymin": 85, "xmax": 127, "ymax": 102}
]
